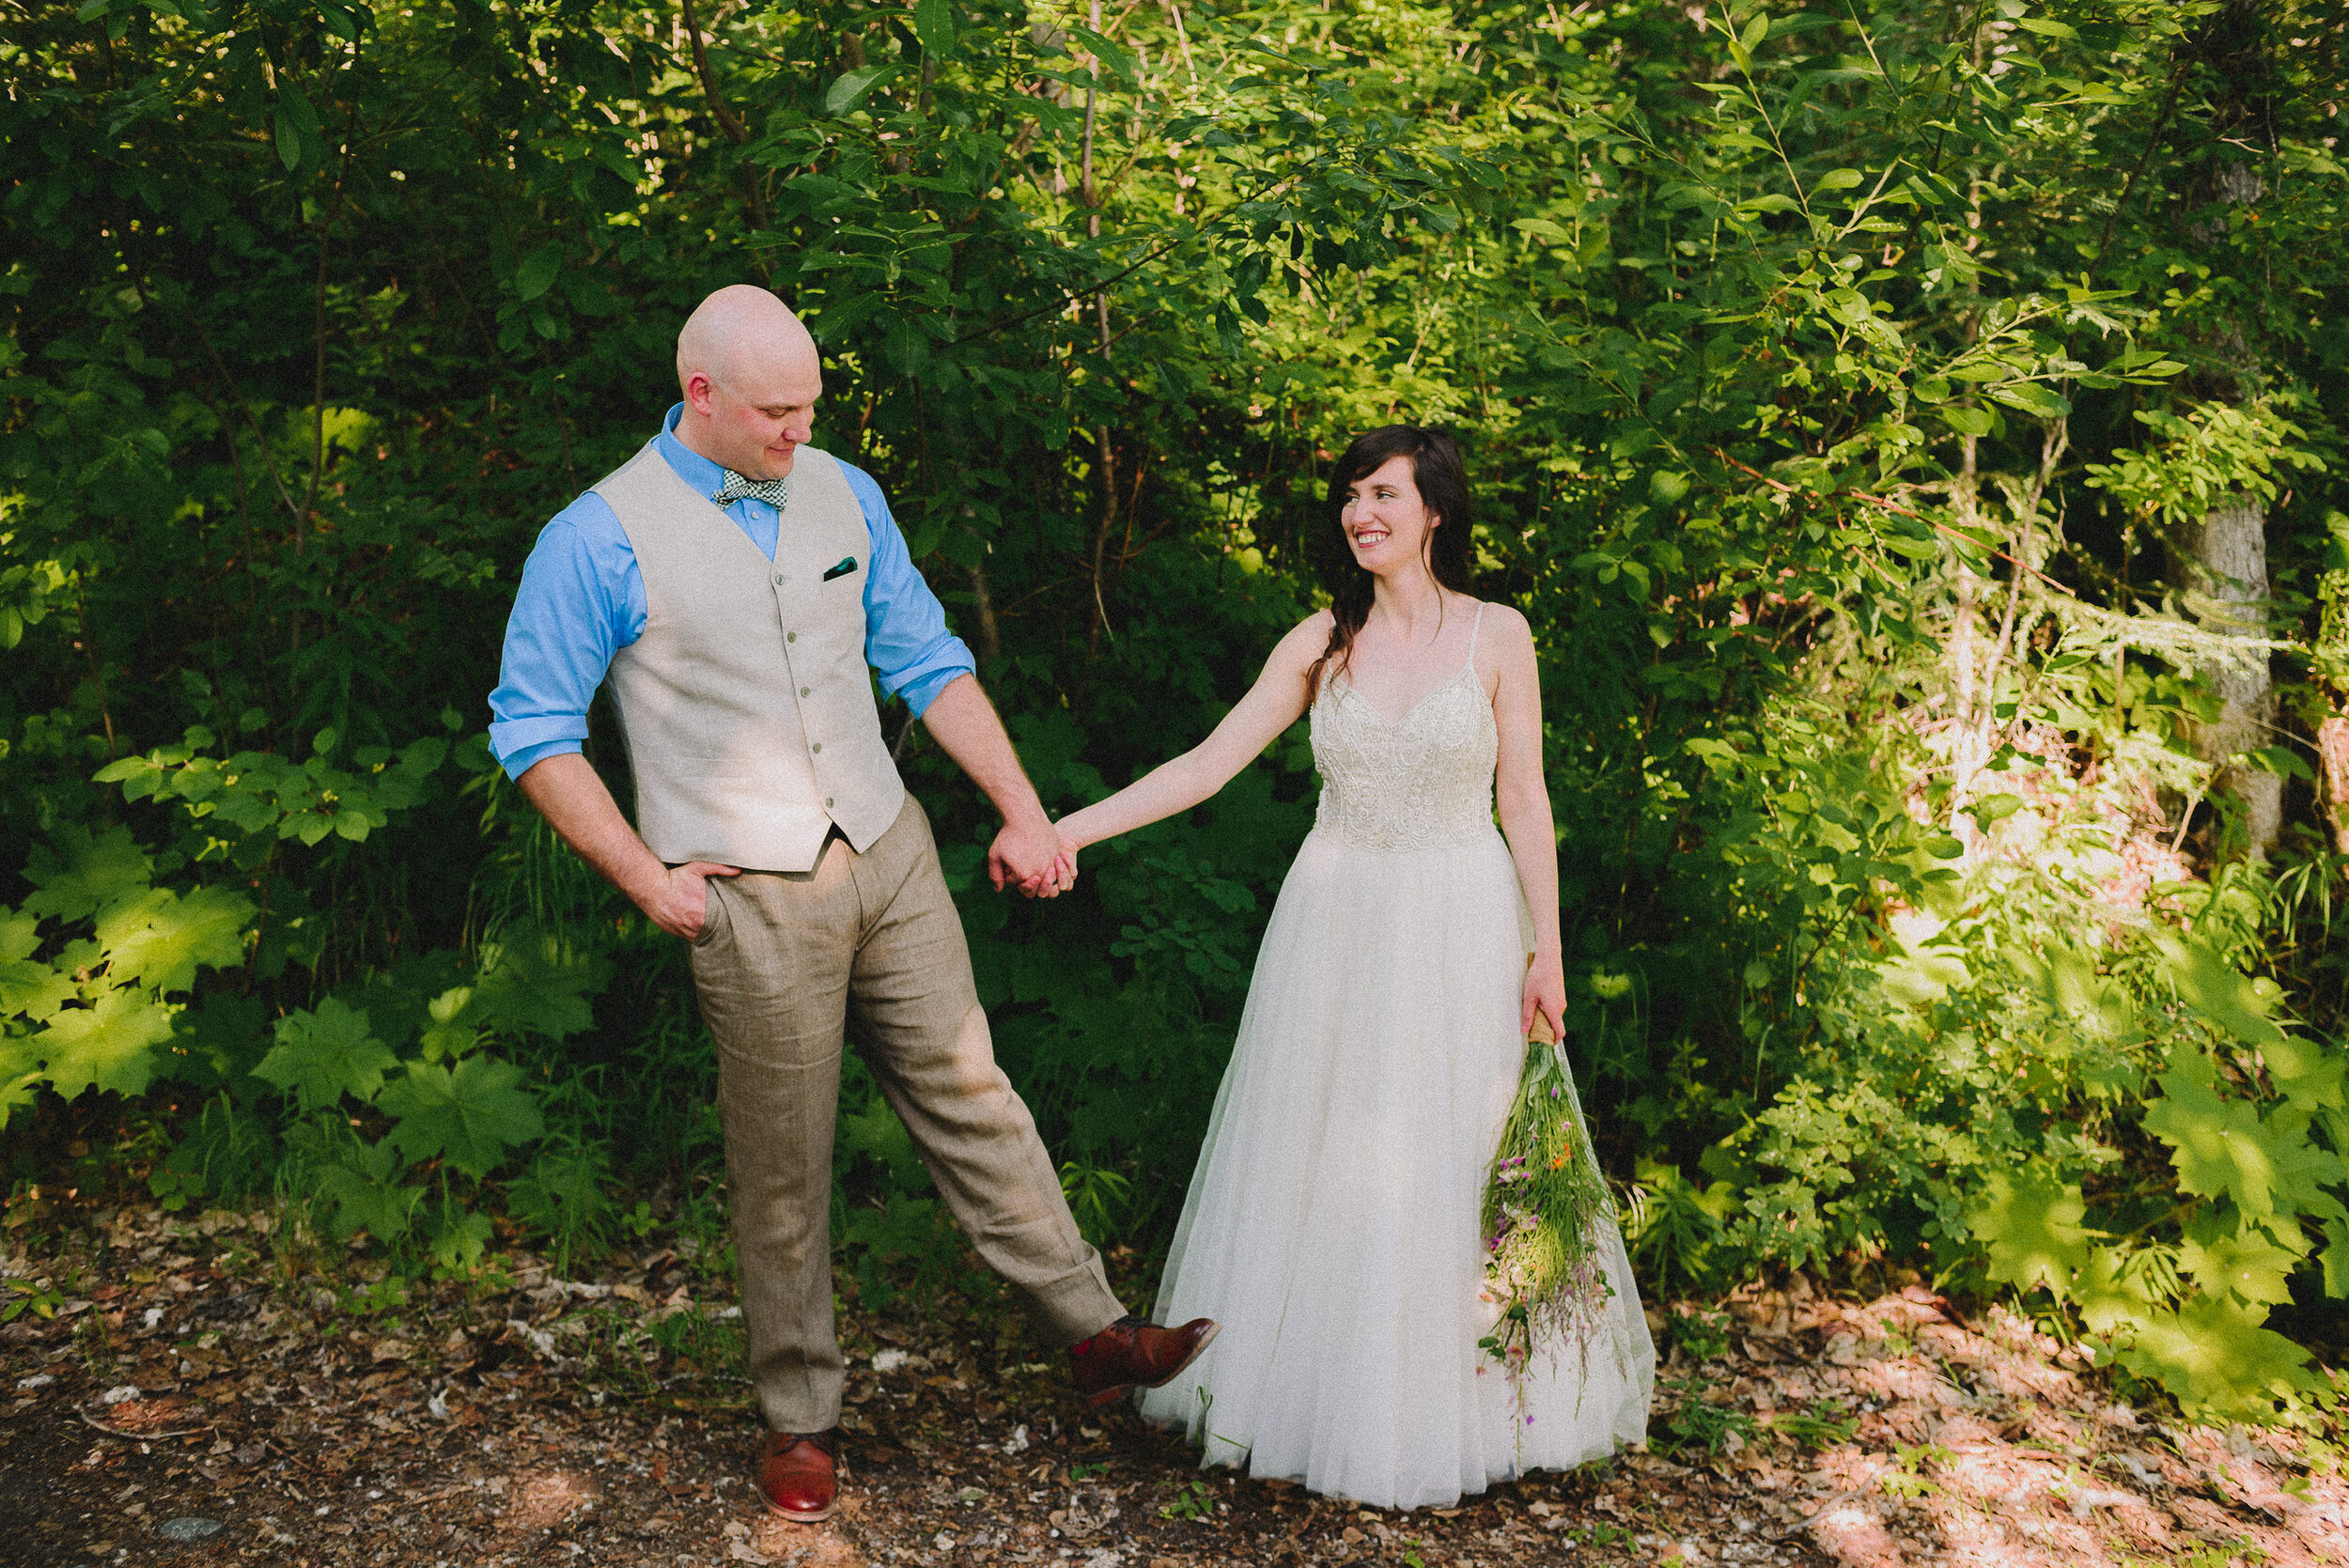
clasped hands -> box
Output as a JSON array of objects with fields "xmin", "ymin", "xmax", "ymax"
[{"xmin": 988, "ymin": 816, "xmax": 1080, "ymax": 899}]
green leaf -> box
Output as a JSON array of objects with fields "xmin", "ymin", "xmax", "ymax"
[
  {"xmin": 1737, "ymin": 10, "xmax": 1769, "ymax": 51},
  {"xmin": 2322, "ymin": 1216, "xmax": 2349, "ymax": 1299},
  {"xmin": 252, "ymin": 999, "xmax": 399, "ymax": 1113},
  {"xmin": 823, "ymin": 65, "xmax": 894, "ymax": 116},
  {"xmin": 2261, "ymin": 1032, "xmax": 2345, "ymax": 1109},
  {"xmin": 1814, "ymin": 167, "xmax": 1863, "ymax": 193},
  {"xmin": 274, "ymin": 107, "xmax": 303, "ymax": 172},
  {"xmin": 2071, "ymin": 1245, "xmax": 2160, "ymax": 1334},
  {"xmin": 514, "ymin": 244, "xmax": 562, "ymax": 303},
  {"xmin": 2115, "ymin": 1295, "xmax": 2316, "ymax": 1421},
  {"xmin": 0, "ymin": 958, "xmax": 77, "ymax": 1024},
  {"xmin": 0, "ymin": 909, "xmax": 37, "ymax": 968},
  {"xmin": 428, "ymin": 1204, "xmax": 494, "ymax": 1274},
  {"xmin": 911, "ymin": 0, "xmax": 956, "ymax": 56},
  {"xmin": 279, "ymin": 82, "xmax": 320, "ymax": 137},
  {"xmin": 417, "ymin": 985, "xmax": 482, "ymax": 1063},
  {"xmin": 95, "ymin": 883, "xmax": 255, "ymax": 994},
  {"xmin": 2139, "ymin": 1055, "xmax": 2342, "ymax": 1220},
  {"xmin": 1987, "ymin": 382, "xmax": 2071, "ymax": 419},
  {"xmin": 377, "ymin": 1055, "xmax": 544, "ymax": 1178},
  {"xmin": 2011, "ymin": 941, "xmax": 2138, "ymax": 1039},
  {"xmin": 839, "ymin": 1092, "xmax": 929, "ymax": 1192},
  {"xmin": 469, "ymin": 923, "xmax": 609, "ymax": 1040},
  {"xmin": 1937, "ymin": 405, "xmax": 1994, "ymax": 437},
  {"xmin": 1963, "ymin": 793, "xmax": 2024, "ymax": 831},
  {"xmin": 2012, "ymin": 15, "xmax": 2077, "ymax": 37},
  {"xmin": 0, "ymin": 907, "xmax": 74, "ymax": 1024},
  {"xmin": 36, "ymin": 986, "xmax": 179, "ymax": 1098},
  {"xmin": 2181, "ymin": 1222, "xmax": 2304, "ymax": 1309},
  {"xmin": 309, "ymin": 1135, "xmax": 422, "ymax": 1242},
  {"xmin": 23, "ymin": 826, "xmax": 153, "ymax": 925},
  {"xmin": 1968, "ymin": 1171, "xmax": 2092, "ymax": 1296},
  {"xmin": 2155, "ymin": 933, "xmax": 2287, "ymax": 1048},
  {"xmin": 1064, "ymin": 25, "xmax": 1137, "ymax": 84}
]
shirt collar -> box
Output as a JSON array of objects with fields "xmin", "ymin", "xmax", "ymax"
[{"xmin": 655, "ymin": 403, "xmax": 731, "ymax": 500}]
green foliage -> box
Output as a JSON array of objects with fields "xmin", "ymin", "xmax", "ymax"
[
  {"xmin": 1157, "ymin": 1480, "xmax": 1217, "ymax": 1521},
  {"xmin": 1657, "ymin": 1383, "xmax": 1760, "ymax": 1459},
  {"xmin": 1767, "ymin": 1406, "xmax": 1860, "ymax": 1452},
  {"xmin": 303, "ymin": 1131, "xmax": 428, "ymax": 1246},
  {"xmin": 376, "ymin": 1056, "xmax": 546, "ymax": 1178},
  {"xmin": 252, "ymin": 1001, "xmax": 398, "ymax": 1115},
  {"xmin": 0, "ymin": 827, "xmax": 254, "ymax": 1110},
  {"xmin": 506, "ymin": 1136, "xmax": 619, "ymax": 1273}
]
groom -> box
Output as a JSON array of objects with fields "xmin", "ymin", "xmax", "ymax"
[{"xmin": 488, "ymin": 285, "xmax": 1215, "ymax": 1523}]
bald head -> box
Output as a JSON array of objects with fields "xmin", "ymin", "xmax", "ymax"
[
  {"xmin": 673, "ymin": 286, "xmax": 823, "ymax": 480},
  {"xmin": 677, "ymin": 284, "xmax": 817, "ymax": 393}
]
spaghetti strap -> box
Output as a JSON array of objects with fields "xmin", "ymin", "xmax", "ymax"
[{"xmin": 1465, "ymin": 601, "xmax": 1486, "ymax": 669}]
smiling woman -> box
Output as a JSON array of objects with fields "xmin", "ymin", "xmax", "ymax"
[{"xmin": 1307, "ymin": 427, "xmax": 1479, "ymax": 707}]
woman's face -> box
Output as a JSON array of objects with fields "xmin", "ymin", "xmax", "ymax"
[{"xmin": 1340, "ymin": 454, "xmax": 1438, "ymax": 575}]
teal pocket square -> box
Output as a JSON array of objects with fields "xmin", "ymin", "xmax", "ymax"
[{"xmin": 822, "ymin": 556, "xmax": 858, "ymax": 582}]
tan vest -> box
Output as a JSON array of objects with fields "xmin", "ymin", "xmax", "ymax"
[{"xmin": 597, "ymin": 441, "xmax": 906, "ymax": 872}]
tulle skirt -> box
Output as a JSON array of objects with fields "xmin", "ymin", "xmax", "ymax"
[{"xmin": 1137, "ymin": 826, "xmax": 1655, "ymax": 1510}]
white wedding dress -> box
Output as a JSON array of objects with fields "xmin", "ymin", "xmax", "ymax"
[{"xmin": 1137, "ymin": 605, "xmax": 1655, "ymax": 1509}]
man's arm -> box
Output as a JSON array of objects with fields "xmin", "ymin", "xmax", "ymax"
[
  {"xmin": 491, "ymin": 501, "xmax": 734, "ymax": 939},
  {"xmin": 841, "ymin": 463, "xmax": 1062, "ymax": 894},
  {"xmin": 517, "ymin": 754, "xmax": 739, "ymax": 939},
  {"xmin": 489, "ymin": 502, "xmax": 639, "ymax": 781},
  {"xmin": 916, "ymin": 674, "xmax": 1069, "ymax": 895}
]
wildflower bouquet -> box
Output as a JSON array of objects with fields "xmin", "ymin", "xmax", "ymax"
[{"xmin": 1478, "ymin": 1016, "xmax": 1618, "ymax": 1385}]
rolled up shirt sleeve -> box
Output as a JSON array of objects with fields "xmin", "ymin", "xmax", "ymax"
[
  {"xmin": 844, "ymin": 462, "xmax": 977, "ymax": 717},
  {"xmin": 488, "ymin": 492, "xmax": 646, "ymax": 781}
]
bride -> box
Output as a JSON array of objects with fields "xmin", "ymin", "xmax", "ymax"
[{"xmin": 1042, "ymin": 427, "xmax": 1653, "ymax": 1509}]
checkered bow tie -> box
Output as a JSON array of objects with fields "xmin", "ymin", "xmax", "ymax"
[{"xmin": 711, "ymin": 471, "xmax": 792, "ymax": 509}]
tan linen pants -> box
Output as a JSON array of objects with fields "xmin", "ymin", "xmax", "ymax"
[{"xmin": 691, "ymin": 795, "xmax": 1124, "ymax": 1436}]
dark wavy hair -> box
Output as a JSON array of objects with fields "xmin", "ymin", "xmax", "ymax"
[{"xmin": 1305, "ymin": 426, "xmax": 1477, "ymax": 704}]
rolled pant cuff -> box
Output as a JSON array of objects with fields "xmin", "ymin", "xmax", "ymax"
[
  {"xmin": 762, "ymin": 1403, "xmax": 843, "ymax": 1437},
  {"xmin": 1031, "ymin": 1273, "xmax": 1128, "ymax": 1347}
]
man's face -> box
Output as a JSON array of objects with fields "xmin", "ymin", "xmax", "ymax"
[{"xmin": 684, "ymin": 358, "xmax": 822, "ymax": 480}]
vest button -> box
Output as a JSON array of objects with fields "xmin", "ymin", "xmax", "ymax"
[
  {"xmin": 825, "ymin": 798, "xmax": 834, "ymax": 809},
  {"xmin": 786, "ymin": 631, "xmax": 796, "ymax": 643},
  {"xmin": 772, "ymin": 572, "xmax": 786, "ymax": 586},
  {"xmin": 800, "ymin": 687, "xmax": 811, "ymax": 697},
  {"xmin": 811, "ymin": 742, "xmax": 822, "ymax": 753}
]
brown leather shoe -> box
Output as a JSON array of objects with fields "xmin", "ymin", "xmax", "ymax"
[
  {"xmin": 1068, "ymin": 1314, "xmax": 1221, "ymax": 1408},
  {"xmin": 755, "ymin": 1428, "xmax": 840, "ymax": 1523}
]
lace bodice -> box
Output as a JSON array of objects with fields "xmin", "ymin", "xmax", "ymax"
[{"xmin": 1310, "ymin": 607, "xmax": 1500, "ymax": 851}]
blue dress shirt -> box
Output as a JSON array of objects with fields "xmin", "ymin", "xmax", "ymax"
[{"xmin": 489, "ymin": 405, "xmax": 977, "ymax": 780}]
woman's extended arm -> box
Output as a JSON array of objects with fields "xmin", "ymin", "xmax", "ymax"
[
  {"xmin": 1053, "ymin": 613, "xmax": 1330, "ymax": 852},
  {"xmin": 1488, "ymin": 607, "xmax": 1566, "ymax": 1041}
]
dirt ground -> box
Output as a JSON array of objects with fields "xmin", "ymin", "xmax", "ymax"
[{"xmin": 6, "ymin": 1202, "xmax": 2349, "ymax": 1568}]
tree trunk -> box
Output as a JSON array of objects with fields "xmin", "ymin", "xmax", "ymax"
[
  {"xmin": 2177, "ymin": 496, "xmax": 2280, "ymax": 857},
  {"xmin": 2316, "ymin": 717, "xmax": 2349, "ymax": 856}
]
